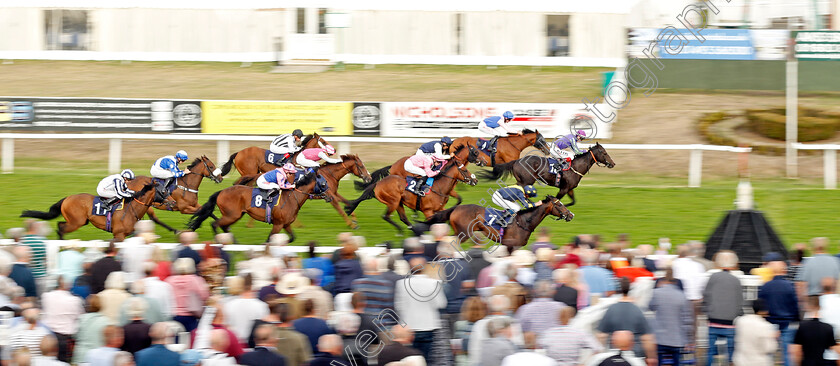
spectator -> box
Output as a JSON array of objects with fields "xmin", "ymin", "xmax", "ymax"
[
  {"xmin": 596, "ymin": 277, "xmax": 656, "ymax": 363},
  {"xmin": 377, "ymin": 325, "xmax": 423, "ymax": 366},
  {"xmin": 240, "ymin": 324, "xmax": 286, "ymax": 366},
  {"xmin": 120, "ymin": 223, "xmax": 156, "ymax": 283},
  {"xmin": 490, "ymin": 263, "xmax": 528, "ymax": 313},
  {"xmin": 395, "ymin": 257, "xmax": 446, "ymax": 362},
  {"xmin": 424, "ymin": 224, "xmax": 450, "ymax": 262},
  {"xmin": 120, "ymin": 298, "xmax": 152, "ymax": 355},
  {"xmin": 671, "ymin": 244, "xmax": 707, "ymax": 304},
  {"xmin": 453, "ymin": 296, "xmax": 486, "ymax": 360},
  {"xmin": 465, "ymin": 240, "xmax": 492, "ymax": 281},
  {"xmin": 349, "ymin": 292, "xmax": 380, "ymax": 345},
  {"xmin": 512, "ymin": 249, "xmax": 538, "ymax": 287},
  {"xmin": 203, "ymin": 329, "xmax": 236, "ymax": 366},
  {"xmin": 733, "ymin": 298, "xmax": 777, "ymax": 366},
  {"xmin": 334, "ymin": 312, "xmax": 368, "ymax": 366},
  {"xmin": 9, "ymin": 246, "xmax": 37, "ymax": 298},
  {"xmin": 557, "ymin": 238, "xmax": 583, "ymax": 268},
  {"xmin": 552, "ymin": 268, "xmax": 579, "ymax": 309},
  {"xmin": 539, "ymin": 306, "xmax": 602, "ymax": 366},
  {"xmin": 820, "ymin": 277, "xmax": 840, "ymax": 363},
  {"xmin": 99, "ymin": 271, "xmax": 132, "ymax": 322},
  {"xmin": 41, "ymin": 276, "xmax": 84, "ymax": 363},
  {"xmin": 20, "ymin": 220, "xmax": 47, "ymax": 283},
  {"xmin": 351, "ymin": 257, "xmax": 395, "ymax": 327},
  {"xmin": 578, "ymin": 249, "xmax": 615, "ymax": 299},
  {"xmin": 6, "ymin": 308, "xmax": 50, "ymax": 360},
  {"xmin": 758, "ymin": 260, "xmax": 799, "ymax": 366},
  {"xmin": 797, "ymin": 237, "xmax": 840, "ymax": 296},
  {"xmin": 586, "ymin": 331, "xmax": 645, "ymax": 366},
  {"xmin": 612, "ymin": 254, "xmax": 653, "ymax": 283},
  {"xmin": 223, "ymin": 274, "xmax": 268, "ymax": 344},
  {"xmin": 71, "ymin": 262, "xmax": 93, "ymax": 299},
  {"xmin": 135, "ymin": 323, "xmax": 180, "ymax": 366},
  {"xmin": 750, "ymin": 252, "xmax": 784, "ymax": 284},
  {"xmin": 530, "ymin": 228, "xmax": 556, "ymax": 253},
  {"xmin": 791, "ymin": 295, "xmax": 840, "ymax": 366},
  {"xmin": 303, "ymin": 241, "xmax": 335, "ymax": 290},
  {"xmin": 401, "ymin": 237, "xmax": 425, "ymax": 265},
  {"xmin": 275, "ymin": 302, "xmax": 313, "ymax": 366},
  {"xmin": 86, "ymin": 325, "xmax": 124, "ymax": 366},
  {"xmin": 90, "ymin": 242, "xmax": 122, "ymax": 295},
  {"xmin": 73, "ymin": 295, "xmax": 112, "ymax": 365},
  {"xmin": 56, "ymin": 241, "xmax": 85, "ymax": 287},
  {"xmin": 534, "ymin": 248, "xmax": 555, "ymax": 282},
  {"xmin": 166, "ymin": 258, "xmax": 209, "ymax": 332},
  {"xmin": 210, "ymin": 233, "xmax": 232, "ymax": 274},
  {"xmin": 293, "ymin": 299, "xmax": 334, "ymax": 354},
  {"xmin": 150, "ymin": 246, "xmax": 171, "ymax": 281},
  {"xmin": 33, "ymin": 334, "xmax": 66, "ymax": 366},
  {"xmin": 437, "ymin": 236, "xmax": 469, "ymax": 337},
  {"xmin": 636, "ymin": 245, "xmax": 657, "ymax": 273},
  {"xmin": 119, "ymin": 278, "xmax": 164, "ymax": 325},
  {"xmin": 171, "ymin": 232, "xmax": 202, "ymax": 269},
  {"xmin": 468, "ymin": 296, "xmax": 525, "ymax": 366},
  {"xmin": 688, "ymin": 241, "xmax": 714, "ymax": 271},
  {"xmin": 246, "ymin": 299, "xmax": 282, "ymax": 349},
  {"xmin": 480, "ymin": 317, "xmax": 519, "ymax": 366},
  {"xmin": 141, "ymin": 262, "xmax": 175, "ymax": 320},
  {"xmin": 648, "ymin": 268, "xmax": 693, "ymax": 366},
  {"xmin": 334, "ymin": 243, "xmax": 363, "ymax": 295},
  {"xmin": 113, "ymin": 351, "xmax": 134, "ymax": 366},
  {"xmin": 309, "ymin": 334, "xmax": 350, "ymax": 366},
  {"xmin": 298, "ymin": 270, "xmax": 334, "ymax": 320},
  {"xmin": 787, "ymin": 244, "xmax": 806, "ymax": 282},
  {"xmin": 702, "ymin": 250, "xmax": 743, "ymax": 366},
  {"xmin": 515, "ymin": 280, "xmax": 564, "ymax": 335},
  {"xmin": 249, "ymin": 239, "xmax": 285, "ymax": 290},
  {"xmin": 190, "ymin": 301, "xmax": 243, "ymax": 362},
  {"xmin": 257, "ymin": 267, "xmax": 283, "ymax": 302}
]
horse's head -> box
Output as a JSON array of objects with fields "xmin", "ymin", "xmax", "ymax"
[
  {"xmin": 444, "ymin": 160, "xmax": 477, "ymax": 186},
  {"xmin": 590, "ymin": 143, "xmax": 615, "ymax": 168},
  {"xmin": 466, "ymin": 144, "xmax": 488, "ymax": 167},
  {"xmin": 543, "ymin": 196, "xmax": 574, "ymax": 222},
  {"xmin": 188, "ymin": 156, "xmax": 224, "ymax": 183},
  {"xmin": 303, "ymin": 132, "xmax": 332, "ymax": 150},
  {"xmin": 343, "ymin": 154, "xmax": 372, "ymax": 183},
  {"xmin": 523, "ymin": 129, "xmax": 552, "ymax": 155}
]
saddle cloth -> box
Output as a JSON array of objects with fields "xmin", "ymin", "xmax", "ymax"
[
  {"xmin": 476, "ymin": 138, "xmax": 495, "ymax": 156},
  {"xmin": 265, "ymin": 150, "xmax": 291, "ymax": 166},
  {"xmin": 483, "ymin": 207, "xmax": 507, "ymax": 237},
  {"xmin": 92, "ymin": 197, "xmax": 124, "ymax": 216},
  {"xmin": 251, "ymin": 188, "xmax": 278, "ymax": 223}
]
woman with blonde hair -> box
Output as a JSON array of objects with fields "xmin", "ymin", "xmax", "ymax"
[
  {"xmin": 166, "ymin": 257, "xmax": 209, "ymax": 332},
  {"xmin": 99, "ymin": 271, "xmax": 132, "ymax": 322},
  {"xmin": 454, "ymin": 296, "xmax": 487, "ymax": 362},
  {"xmin": 150, "ymin": 245, "xmax": 171, "ymax": 281}
]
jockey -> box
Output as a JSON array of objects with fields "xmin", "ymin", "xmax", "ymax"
[
  {"xmin": 296, "ymin": 145, "xmax": 341, "ymax": 168},
  {"xmin": 150, "ymin": 150, "xmax": 190, "ymax": 191},
  {"xmin": 478, "ymin": 111, "xmax": 521, "ymax": 152},
  {"xmin": 403, "ymin": 154, "xmax": 446, "ymax": 196},
  {"xmin": 550, "ymin": 130, "xmax": 588, "ymax": 171},
  {"xmin": 415, "ymin": 137, "xmax": 452, "ymax": 160},
  {"xmin": 96, "ymin": 169, "xmax": 136, "ymax": 210},
  {"xmin": 256, "ymin": 163, "xmax": 297, "ymax": 200},
  {"xmin": 492, "ymin": 184, "xmax": 541, "ymax": 224},
  {"xmin": 268, "ymin": 129, "xmax": 305, "ymax": 164}
]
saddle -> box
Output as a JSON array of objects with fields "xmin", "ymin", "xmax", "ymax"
[
  {"xmin": 265, "ymin": 150, "xmax": 292, "ymax": 167},
  {"xmin": 476, "ymin": 138, "xmax": 497, "ymax": 165},
  {"xmin": 251, "ymin": 188, "xmax": 279, "ymax": 223},
  {"xmin": 92, "ymin": 197, "xmax": 124, "ymax": 233}
]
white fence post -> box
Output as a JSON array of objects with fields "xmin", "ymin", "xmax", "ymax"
[
  {"xmin": 825, "ymin": 149, "xmax": 837, "ymax": 189},
  {"xmin": 2, "ymin": 138, "xmax": 13, "ymax": 174},
  {"xmin": 689, "ymin": 148, "xmax": 703, "ymax": 188},
  {"xmin": 109, "ymin": 138, "xmax": 122, "ymax": 174},
  {"xmin": 217, "ymin": 140, "xmax": 230, "ymax": 164}
]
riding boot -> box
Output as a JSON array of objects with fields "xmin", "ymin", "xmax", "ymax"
[
  {"xmin": 267, "ymin": 189, "xmax": 279, "ymax": 203},
  {"xmin": 489, "ymin": 136, "xmax": 499, "ymax": 153},
  {"xmin": 104, "ymin": 197, "xmax": 120, "ymax": 211},
  {"xmin": 502, "ymin": 210, "xmax": 517, "ymax": 226},
  {"xmin": 560, "ymin": 159, "xmax": 570, "ymax": 171}
]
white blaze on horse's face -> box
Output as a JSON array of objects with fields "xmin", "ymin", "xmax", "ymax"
[{"xmin": 213, "ymin": 168, "xmax": 222, "ymax": 176}]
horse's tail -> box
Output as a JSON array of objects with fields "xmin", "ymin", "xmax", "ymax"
[
  {"xmin": 20, "ymin": 198, "xmax": 65, "ymax": 220},
  {"xmin": 234, "ymin": 175, "xmax": 259, "ymax": 186},
  {"xmin": 344, "ymin": 183, "xmax": 377, "ymax": 215},
  {"xmin": 410, "ymin": 205, "xmax": 457, "ymax": 236},
  {"xmin": 187, "ymin": 191, "xmax": 220, "ymax": 230},
  {"xmin": 479, "ymin": 160, "xmax": 516, "ymax": 181},
  {"xmin": 354, "ymin": 165, "xmax": 391, "ymax": 191},
  {"xmin": 219, "ymin": 152, "xmax": 238, "ymax": 176}
]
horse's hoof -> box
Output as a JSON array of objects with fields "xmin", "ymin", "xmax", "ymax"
[
  {"xmin": 351, "ymin": 223, "xmax": 360, "ymax": 230},
  {"xmin": 173, "ymin": 230, "xmax": 182, "ymax": 236}
]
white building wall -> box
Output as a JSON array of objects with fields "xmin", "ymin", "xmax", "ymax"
[
  {"xmin": 462, "ymin": 12, "xmax": 545, "ymax": 56},
  {"xmin": 341, "ymin": 11, "xmax": 455, "ymax": 55},
  {"xmin": 0, "ymin": 8, "xmax": 43, "ymax": 51},
  {"xmin": 570, "ymin": 13, "xmax": 627, "ymax": 58}
]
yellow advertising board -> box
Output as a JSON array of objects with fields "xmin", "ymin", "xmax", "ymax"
[{"xmin": 202, "ymin": 101, "xmax": 352, "ymax": 135}]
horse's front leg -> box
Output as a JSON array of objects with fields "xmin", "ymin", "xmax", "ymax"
[
  {"xmin": 449, "ymin": 190, "xmax": 463, "ymax": 206},
  {"xmin": 146, "ymin": 208, "xmax": 180, "ymax": 234},
  {"xmin": 327, "ymin": 195, "xmax": 358, "ymax": 229}
]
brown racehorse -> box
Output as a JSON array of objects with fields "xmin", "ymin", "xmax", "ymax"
[
  {"xmin": 344, "ymin": 159, "xmax": 477, "ymax": 235},
  {"xmin": 449, "ymin": 129, "xmax": 552, "ymax": 167},
  {"xmin": 187, "ymin": 169, "xmax": 325, "ymax": 242},
  {"xmin": 234, "ymin": 154, "xmax": 373, "ymax": 229},
  {"xmin": 145, "ymin": 156, "xmax": 224, "ymax": 233},
  {"xmin": 218, "ymin": 133, "xmax": 331, "ymax": 177},
  {"xmin": 416, "ymin": 196, "xmax": 574, "ymax": 253},
  {"xmin": 482, "ymin": 143, "xmax": 616, "ymax": 206},
  {"xmin": 20, "ymin": 178, "xmax": 175, "ymax": 241},
  {"xmin": 355, "ymin": 145, "xmax": 485, "ymax": 206}
]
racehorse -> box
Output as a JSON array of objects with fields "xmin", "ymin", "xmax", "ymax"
[
  {"xmin": 187, "ymin": 168, "xmax": 325, "ymax": 242},
  {"xmin": 217, "ymin": 133, "xmax": 331, "ymax": 177},
  {"xmin": 415, "ymin": 196, "xmax": 573, "ymax": 254},
  {"xmin": 145, "ymin": 156, "xmax": 224, "ymax": 233},
  {"xmin": 344, "ymin": 159, "xmax": 477, "ymax": 235},
  {"xmin": 234, "ymin": 154, "xmax": 372, "ymax": 229},
  {"xmin": 354, "ymin": 145, "xmax": 485, "ymax": 205},
  {"xmin": 482, "ymin": 143, "xmax": 615, "ymax": 206},
  {"xmin": 20, "ymin": 178, "xmax": 175, "ymax": 241},
  {"xmin": 449, "ymin": 129, "xmax": 552, "ymax": 167}
]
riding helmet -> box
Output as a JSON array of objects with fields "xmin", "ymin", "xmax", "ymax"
[
  {"xmin": 175, "ymin": 150, "xmax": 189, "ymax": 161},
  {"xmin": 325, "ymin": 145, "xmax": 336, "ymax": 155},
  {"xmin": 440, "ymin": 136, "xmax": 453, "ymax": 145},
  {"xmin": 523, "ymin": 185, "xmax": 537, "ymax": 197},
  {"xmin": 575, "ymin": 130, "xmax": 587, "ymax": 139},
  {"xmin": 292, "ymin": 129, "xmax": 304, "ymax": 138},
  {"xmin": 282, "ymin": 163, "xmax": 298, "ymax": 173},
  {"xmin": 503, "ymin": 111, "xmax": 515, "ymax": 120},
  {"xmin": 120, "ymin": 169, "xmax": 135, "ymax": 180}
]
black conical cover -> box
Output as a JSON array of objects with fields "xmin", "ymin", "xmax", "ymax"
[{"xmin": 704, "ymin": 210, "xmax": 788, "ymax": 273}]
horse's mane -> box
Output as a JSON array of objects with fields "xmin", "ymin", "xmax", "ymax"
[
  {"xmin": 518, "ymin": 195, "xmax": 554, "ymax": 214},
  {"xmin": 340, "ymin": 154, "xmax": 357, "ymax": 160},
  {"xmin": 301, "ymin": 134, "xmax": 315, "ymax": 146},
  {"xmin": 187, "ymin": 157, "xmax": 202, "ymax": 169},
  {"xmin": 452, "ymin": 145, "xmax": 466, "ymax": 155},
  {"xmin": 521, "ymin": 128, "xmax": 536, "ymax": 134},
  {"xmin": 132, "ymin": 182, "xmax": 156, "ymax": 198}
]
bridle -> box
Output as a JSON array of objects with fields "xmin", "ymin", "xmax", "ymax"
[
  {"xmin": 427, "ymin": 161, "xmax": 474, "ymax": 197},
  {"xmin": 177, "ymin": 157, "xmax": 221, "ymax": 194},
  {"xmin": 589, "ymin": 148, "xmax": 609, "ymax": 168}
]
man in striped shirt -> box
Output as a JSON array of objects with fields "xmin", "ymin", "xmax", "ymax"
[
  {"xmin": 21, "ymin": 220, "xmax": 47, "ymax": 284},
  {"xmin": 351, "ymin": 257, "xmax": 396, "ymax": 327},
  {"xmin": 3, "ymin": 308, "xmax": 50, "ymax": 362}
]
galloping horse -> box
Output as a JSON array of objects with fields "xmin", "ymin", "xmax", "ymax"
[
  {"xmin": 188, "ymin": 168, "xmax": 325, "ymax": 242},
  {"xmin": 450, "ymin": 129, "xmax": 552, "ymax": 167},
  {"xmin": 218, "ymin": 133, "xmax": 331, "ymax": 177},
  {"xmin": 344, "ymin": 159, "xmax": 477, "ymax": 235},
  {"xmin": 483, "ymin": 143, "xmax": 615, "ymax": 206},
  {"xmin": 355, "ymin": 145, "xmax": 485, "ymax": 205},
  {"xmin": 416, "ymin": 196, "xmax": 574, "ymax": 254},
  {"xmin": 235, "ymin": 154, "xmax": 372, "ymax": 229},
  {"xmin": 21, "ymin": 178, "xmax": 174, "ymax": 241},
  {"xmin": 145, "ymin": 156, "xmax": 224, "ymax": 233}
]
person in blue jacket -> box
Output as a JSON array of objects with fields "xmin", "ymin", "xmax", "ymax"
[
  {"xmin": 415, "ymin": 137, "xmax": 452, "ymax": 160},
  {"xmin": 478, "ymin": 111, "xmax": 521, "ymax": 152},
  {"xmin": 150, "ymin": 150, "xmax": 190, "ymax": 192},
  {"xmin": 491, "ymin": 184, "xmax": 542, "ymax": 224}
]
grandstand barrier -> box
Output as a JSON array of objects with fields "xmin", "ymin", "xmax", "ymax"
[
  {"xmin": 793, "ymin": 143, "xmax": 840, "ymax": 189},
  {"xmin": 0, "ymin": 133, "xmax": 751, "ymax": 187}
]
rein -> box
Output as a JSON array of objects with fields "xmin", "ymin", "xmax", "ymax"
[{"xmin": 590, "ymin": 149, "xmax": 608, "ymax": 168}]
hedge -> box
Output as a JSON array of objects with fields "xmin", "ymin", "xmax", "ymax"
[{"xmin": 745, "ymin": 108, "xmax": 839, "ymax": 142}]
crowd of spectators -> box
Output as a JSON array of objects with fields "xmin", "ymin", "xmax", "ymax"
[{"xmin": 0, "ymin": 220, "xmax": 839, "ymax": 366}]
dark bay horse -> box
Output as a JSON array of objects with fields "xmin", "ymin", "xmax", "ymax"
[
  {"xmin": 218, "ymin": 133, "xmax": 331, "ymax": 177},
  {"xmin": 235, "ymin": 154, "xmax": 372, "ymax": 229},
  {"xmin": 344, "ymin": 159, "xmax": 477, "ymax": 235},
  {"xmin": 355, "ymin": 144, "xmax": 484, "ymax": 205},
  {"xmin": 450, "ymin": 129, "xmax": 552, "ymax": 167},
  {"xmin": 416, "ymin": 196, "xmax": 573, "ymax": 254},
  {"xmin": 21, "ymin": 179, "xmax": 174, "ymax": 241},
  {"xmin": 187, "ymin": 169, "xmax": 324, "ymax": 242},
  {"xmin": 482, "ymin": 143, "xmax": 616, "ymax": 206},
  {"xmin": 145, "ymin": 156, "xmax": 224, "ymax": 233}
]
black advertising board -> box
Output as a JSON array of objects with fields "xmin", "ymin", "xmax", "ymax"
[{"xmin": 351, "ymin": 102, "xmax": 382, "ymax": 136}]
